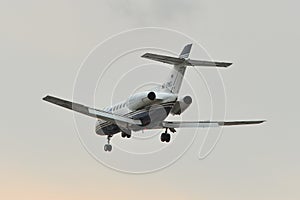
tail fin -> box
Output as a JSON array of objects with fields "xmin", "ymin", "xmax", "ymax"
[
  {"xmin": 141, "ymin": 44, "xmax": 231, "ymax": 94},
  {"xmin": 161, "ymin": 44, "xmax": 193, "ymax": 94},
  {"xmin": 179, "ymin": 44, "xmax": 192, "ymax": 58}
]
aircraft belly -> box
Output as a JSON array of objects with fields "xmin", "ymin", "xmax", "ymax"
[
  {"xmin": 130, "ymin": 104, "xmax": 173, "ymax": 131},
  {"xmin": 95, "ymin": 102, "xmax": 175, "ymax": 134}
]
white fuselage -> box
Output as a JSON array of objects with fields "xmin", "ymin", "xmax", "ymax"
[{"xmin": 95, "ymin": 91, "xmax": 178, "ymax": 135}]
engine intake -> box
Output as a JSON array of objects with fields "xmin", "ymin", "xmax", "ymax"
[{"xmin": 147, "ymin": 91, "xmax": 156, "ymax": 101}]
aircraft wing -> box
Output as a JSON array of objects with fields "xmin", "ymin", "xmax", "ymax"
[
  {"xmin": 161, "ymin": 120, "xmax": 265, "ymax": 128},
  {"xmin": 141, "ymin": 53, "xmax": 232, "ymax": 67},
  {"xmin": 43, "ymin": 95, "xmax": 142, "ymax": 126}
]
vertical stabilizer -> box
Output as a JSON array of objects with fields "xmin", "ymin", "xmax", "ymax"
[
  {"xmin": 160, "ymin": 44, "xmax": 192, "ymax": 94},
  {"xmin": 179, "ymin": 43, "xmax": 192, "ymax": 58}
]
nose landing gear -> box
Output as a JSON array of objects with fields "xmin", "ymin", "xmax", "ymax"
[{"xmin": 104, "ymin": 135, "xmax": 113, "ymax": 152}]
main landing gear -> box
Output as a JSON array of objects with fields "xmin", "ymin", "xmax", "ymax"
[
  {"xmin": 121, "ymin": 131, "xmax": 131, "ymax": 138},
  {"xmin": 160, "ymin": 128, "xmax": 175, "ymax": 143},
  {"xmin": 104, "ymin": 135, "xmax": 112, "ymax": 152}
]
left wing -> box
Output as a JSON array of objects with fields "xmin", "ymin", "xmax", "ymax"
[
  {"xmin": 43, "ymin": 95, "xmax": 142, "ymax": 127},
  {"xmin": 161, "ymin": 120, "xmax": 265, "ymax": 128}
]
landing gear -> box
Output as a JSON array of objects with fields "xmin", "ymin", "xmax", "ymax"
[
  {"xmin": 161, "ymin": 133, "xmax": 170, "ymax": 142},
  {"xmin": 104, "ymin": 144, "xmax": 112, "ymax": 151},
  {"xmin": 160, "ymin": 128, "xmax": 171, "ymax": 143},
  {"xmin": 104, "ymin": 135, "xmax": 113, "ymax": 152},
  {"xmin": 121, "ymin": 132, "xmax": 131, "ymax": 138}
]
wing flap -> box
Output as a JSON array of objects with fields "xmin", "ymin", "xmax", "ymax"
[{"xmin": 43, "ymin": 95, "xmax": 142, "ymax": 126}]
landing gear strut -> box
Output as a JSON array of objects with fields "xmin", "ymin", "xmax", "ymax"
[
  {"xmin": 160, "ymin": 128, "xmax": 171, "ymax": 143},
  {"xmin": 104, "ymin": 135, "xmax": 112, "ymax": 152}
]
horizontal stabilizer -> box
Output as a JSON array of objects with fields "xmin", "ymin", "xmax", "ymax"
[
  {"xmin": 187, "ymin": 59, "xmax": 232, "ymax": 67},
  {"xmin": 142, "ymin": 53, "xmax": 232, "ymax": 67},
  {"xmin": 142, "ymin": 53, "xmax": 184, "ymax": 65}
]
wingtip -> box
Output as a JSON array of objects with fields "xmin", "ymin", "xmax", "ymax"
[
  {"xmin": 42, "ymin": 95, "xmax": 49, "ymax": 101},
  {"xmin": 252, "ymin": 120, "xmax": 266, "ymax": 125},
  {"xmin": 141, "ymin": 53, "xmax": 149, "ymax": 58},
  {"xmin": 42, "ymin": 95, "xmax": 55, "ymax": 102},
  {"xmin": 227, "ymin": 62, "xmax": 233, "ymax": 67},
  {"xmin": 223, "ymin": 62, "xmax": 233, "ymax": 67},
  {"xmin": 222, "ymin": 120, "xmax": 266, "ymax": 126}
]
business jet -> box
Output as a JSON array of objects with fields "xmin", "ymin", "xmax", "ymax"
[{"xmin": 43, "ymin": 44, "xmax": 265, "ymax": 152}]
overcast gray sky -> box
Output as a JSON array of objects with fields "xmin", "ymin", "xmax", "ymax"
[{"xmin": 0, "ymin": 0, "xmax": 299, "ymax": 199}]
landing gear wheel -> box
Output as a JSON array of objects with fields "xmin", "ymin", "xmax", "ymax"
[
  {"xmin": 121, "ymin": 132, "xmax": 131, "ymax": 138},
  {"xmin": 104, "ymin": 135, "xmax": 113, "ymax": 152},
  {"xmin": 104, "ymin": 144, "xmax": 112, "ymax": 152},
  {"xmin": 160, "ymin": 133, "xmax": 166, "ymax": 142},
  {"xmin": 160, "ymin": 133, "xmax": 171, "ymax": 143},
  {"xmin": 165, "ymin": 133, "xmax": 170, "ymax": 142}
]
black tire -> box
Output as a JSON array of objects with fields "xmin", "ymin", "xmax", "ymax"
[
  {"xmin": 104, "ymin": 144, "xmax": 112, "ymax": 152},
  {"xmin": 160, "ymin": 133, "xmax": 166, "ymax": 142},
  {"xmin": 122, "ymin": 132, "xmax": 131, "ymax": 138},
  {"xmin": 166, "ymin": 133, "xmax": 171, "ymax": 143}
]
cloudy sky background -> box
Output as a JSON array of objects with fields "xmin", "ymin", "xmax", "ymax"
[{"xmin": 0, "ymin": 0, "xmax": 299, "ymax": 199}]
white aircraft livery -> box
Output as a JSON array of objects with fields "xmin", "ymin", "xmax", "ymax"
[{"xmin": 43, "ymin": 44, "xmax": 265, "ymax": 152}]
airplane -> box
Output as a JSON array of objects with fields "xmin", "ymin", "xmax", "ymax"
[{"xmin": 43, "ymin": 44, "xmax": 265, "ymax": 152}]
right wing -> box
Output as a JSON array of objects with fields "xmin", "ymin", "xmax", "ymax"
[
  {"xmin": 141, "ymin": 53, "xmax": 232, "ymax": 67},
  {"xmin": 162, "ymin": 120, "xmax": 265, "ymax": 128},
  {"xmin": 43, "ymin": 95, "xmax": 142, "ymax": 127}
]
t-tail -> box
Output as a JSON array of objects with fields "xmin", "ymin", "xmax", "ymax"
[{"xmin": 141, "ymin": 44, "xmax": 232, "ymax": 94}]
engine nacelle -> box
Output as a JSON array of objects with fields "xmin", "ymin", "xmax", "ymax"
[
  {"xmin": 127, "ymin": 91, "xmax": 156, "ymax": 110},
  {"xmin": 170, "ymin": 95, "xmax": 192, "ymax": 115},
  {"xmin": 127, "ymin": 91, "xmax": 177, "ymax": 111}
]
